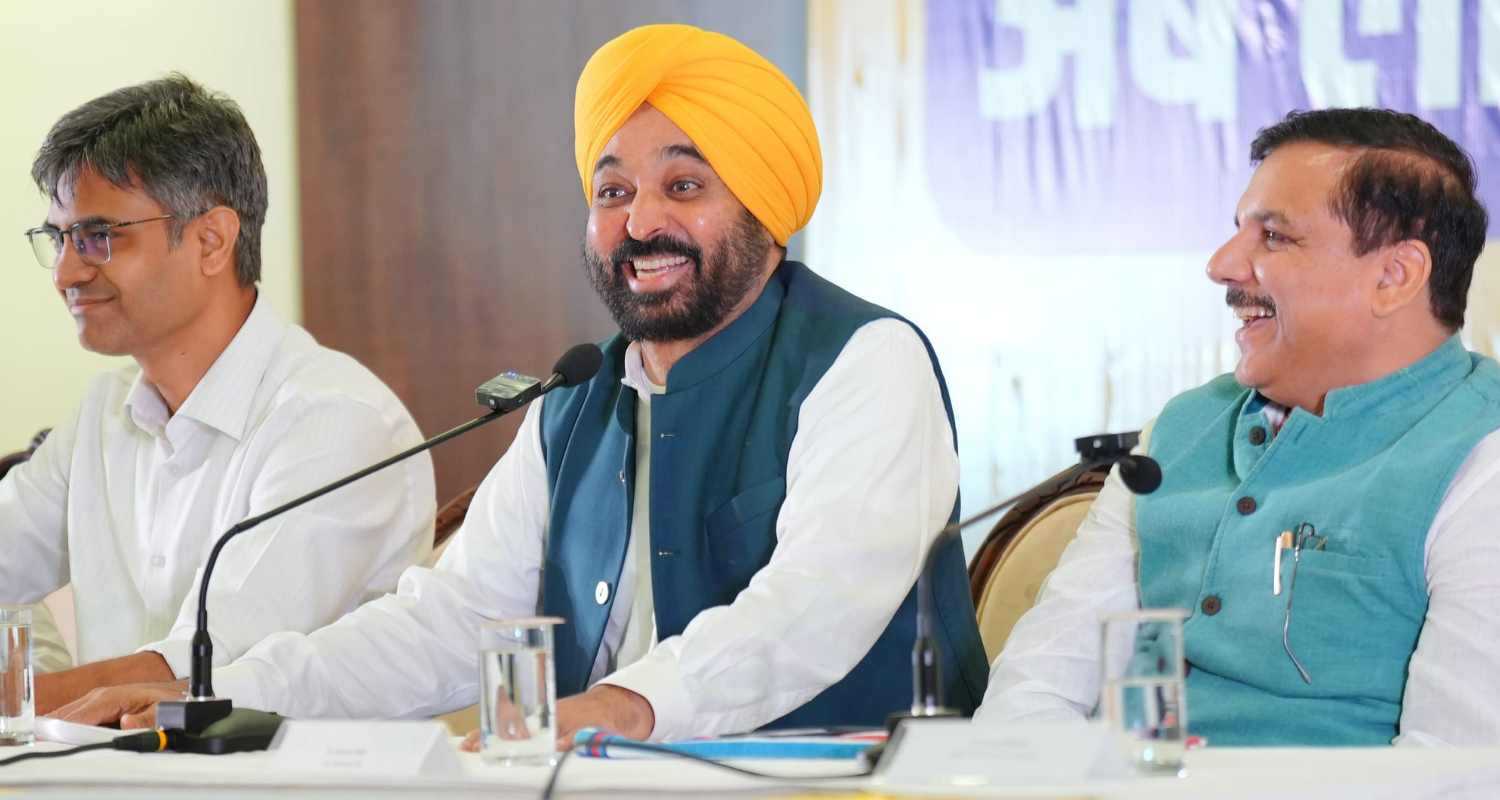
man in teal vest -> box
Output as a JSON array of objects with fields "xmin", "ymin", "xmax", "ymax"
[
  {"xmin": 977, "ymin": 108, "xmax": 1500, "ymax": 746},
  {"xmin": 49, "ymin": 24, "xmax": 988, "ymax": 745}
]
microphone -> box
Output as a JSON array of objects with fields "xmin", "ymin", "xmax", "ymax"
[
  {"xmin": 154, "ymin": 343, "xmax": 604, "ymax": 754},
  {"xmin": 902, "ymin": 432, "xmax": 1161, "ymax": 723}
]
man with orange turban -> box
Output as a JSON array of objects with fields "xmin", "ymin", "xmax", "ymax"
[{"xmin": 53, "ymin": 24, "xmax": 986, "ymax": 746}]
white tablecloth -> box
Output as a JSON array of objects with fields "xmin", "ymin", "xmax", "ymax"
[{"xmin": 2, "ymin": 740, "xmax": 1497, "ymax": 799}]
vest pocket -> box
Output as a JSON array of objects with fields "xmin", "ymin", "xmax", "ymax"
[
  {"xmin": 1281, "ymin": 547, "xmax": 1419, "ymax": 699},
  {"xmin": 704, "ymin": 477, "xmax": 787, "ymax": 587},
  {"xmin": 1294, "ymin": 548, "xmax": 1399, "ymax": 579}
]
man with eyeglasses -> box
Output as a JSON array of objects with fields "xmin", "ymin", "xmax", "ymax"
[
  {"xmin": 2, "ymin": 74, "xmax": 436, "ymax": 715},
  {"xmin": 977, "ymin": 108, "xmax": 1500, "ymax": 746}
]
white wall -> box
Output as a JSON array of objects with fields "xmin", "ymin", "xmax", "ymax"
[{"xmin": 0, "ymin": 0, "xmax": 299, "ymax": 453}]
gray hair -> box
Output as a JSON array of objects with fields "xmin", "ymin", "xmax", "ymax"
[{"xmin": 31, "ymin": 73, "xmax": 268, "ymax": 286}]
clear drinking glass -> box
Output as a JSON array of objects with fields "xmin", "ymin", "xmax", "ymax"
[
  {"xmin": 1099, "ymin": 608, "xmax": 1188, "ymax": 775},
  {"xmin": 479, "ymin": 616, "xmax": 561, "ymax": 765},
  {"xmin": 0, "ymin": 606, "xmax": 35, "ymax": 747}
]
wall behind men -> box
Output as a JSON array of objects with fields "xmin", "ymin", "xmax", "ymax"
[
  {"xmin": 0, "ymin": 0, "xmax": 301, "ymax": 453},
  {"xmin": 295, "ymin": 0, "xmax": 808, "ymax": 503},
  {"xmin": 808, "ymin": 0, "xmax": 1500, "ymax": 556}
]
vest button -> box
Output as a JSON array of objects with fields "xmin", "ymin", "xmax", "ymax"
[
  {"xmin": 1249, "ymin": 426, "xmax": 1267, "ymax": 445},
  {"xmin": 1201, "ymin": 595, "xmax": 1222, "ymax": 615},
  {"xmin": 594, "ymin": 581, "xmax": 610, "ymax": 605},
  {"xmin": 1236, "ymin": 496, "xmax": 1257, "ymax": 515}
]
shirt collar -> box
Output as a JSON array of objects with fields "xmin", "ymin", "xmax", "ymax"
[
  {"xmin": 620, "ymin": 341, "xmax": 666, "ymax": 397},
  {"xmin": 124, "ymin": 294, "xmax": 287, "ymax": 442}
]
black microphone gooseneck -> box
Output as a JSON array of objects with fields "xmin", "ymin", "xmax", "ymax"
[
  {"xmin": 155, "ymin": 343, "xmax": 604, "ymax": 753},
  {"xmin": 905, "ymin": 432, "xmax": 1162, "ymax": 722}
]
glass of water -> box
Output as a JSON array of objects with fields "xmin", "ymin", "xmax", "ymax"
[
  {"xmin": 1099, "ymin": 608, "xmax": 1189, "ymax": 775},
  {"xmin": 479, "ymin": 616, "xmax": 562, "ymax": 765},
  {"xmin": 0, "ymin": 606, "xmax": 34, "ymax": 747}
]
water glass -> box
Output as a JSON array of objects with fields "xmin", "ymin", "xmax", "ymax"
[
  {"xmin": 1099, "ymin": 608, "xmax": 1188, "ymax": 775},
  {"xmin": 0, "ymin": 606, "xmax": 34, "ymax": 747},
  {"xmin": 479, "ymin": 616, "xmax": 561, "ymax": 765}
]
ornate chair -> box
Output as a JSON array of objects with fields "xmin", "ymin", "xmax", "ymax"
[{"xmin": 967, "ymin": 464, "xmax": 1111, "ymax": 662}]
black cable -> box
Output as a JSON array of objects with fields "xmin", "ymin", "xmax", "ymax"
[
  {"xmin": 0, "ymin": 730, "xmax": 168, "ymax": 767},
  {"xmin": 539, "ymin": 737, "xmax": 873, "ymax": 799},
  {"xmin": 539, "ymin": 746, "xmax": 574, "ymax": 800},
  {"xmin": 0, "ymin": 741, "xmax": 114, "ymax": 767}
]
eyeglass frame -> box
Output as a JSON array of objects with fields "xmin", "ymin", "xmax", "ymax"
[{"xmin": 23, "ymin": 214, "xmax": 177, "ymax": 270}]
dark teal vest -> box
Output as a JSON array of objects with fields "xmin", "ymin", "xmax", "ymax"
[
  {"xmin": 1138, "ymin": 337, "xmax": 1500, "ymax": 745},
  {"xmin": 536, "ymin": 261, "xmax": 987, "ymax": 728}
]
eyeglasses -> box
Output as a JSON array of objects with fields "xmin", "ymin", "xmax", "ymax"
[{"xmin": 23, "ymin": 215, "xmax": 175, "ymax": 270}]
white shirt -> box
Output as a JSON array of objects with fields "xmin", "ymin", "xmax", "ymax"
[
  {"xmin": 976, "ymin": 418, "xmax": 1500, "ymax": 745},
  {"xmin": 595, "ymin": 357, "xmax": 663, "ymax": 681},
  {"xmin": 28, "ymin": 603, "xmax": 71, "ymax": 674},
  {"xmin": 213, "ymin": 318, "xmax": 959, "ymax": 740},
  {"xmin": 0, "ymin": 297, "xmax": 436, "ymax": 677}
]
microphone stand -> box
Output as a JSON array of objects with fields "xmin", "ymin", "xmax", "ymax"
[
  {"xmin": 899, "ymin": 432, "xmax": 1155, "ymax": 725},
  {"xmin": 155, "ymin": 347, "xmax": 602, "ymax": 753}
]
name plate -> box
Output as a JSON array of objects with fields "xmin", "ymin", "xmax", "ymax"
[
  {"xmin": 270, "ymin": 720, "xmax": 462, "ymax": 779},
  {"xmin": 872, "ymin": 718, "xmax": 1126, "ymax": 789}
]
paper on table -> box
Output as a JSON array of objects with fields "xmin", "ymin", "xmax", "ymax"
[
  {"xmin": 35, "ymin": 716, "xmax": 127, "ymax": 745},
  {"xmin": 872, "ymin": 717, "xmax": 1127, "ymax": 789},
  {"xmin": 269, "ymin": 720, "xmax": 462, "ymax": 779}
]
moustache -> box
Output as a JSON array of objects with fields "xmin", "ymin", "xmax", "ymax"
[
  {"xmin": 608, "ymin": 235, "xmax": 702, "ymax": 273},
  {"xmin": 65, "ymin": 289, "xmax": 113, "ymax": 305},
  {"xmin": 1225, "ymin": 288, "xmax": 1276, "ymax": 315}
]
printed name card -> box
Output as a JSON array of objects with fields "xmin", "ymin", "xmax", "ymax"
[
  {"xmin": 872, "ymin": 718, "xmax": 1127, "ymax": 789},
  {"xmin": 270, "ymin": 720, "xmax": 462, "ymax": 779}
]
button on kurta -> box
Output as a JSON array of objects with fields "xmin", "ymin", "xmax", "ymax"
[
  {"xmin": 1249, "ymin": 426, "xmax": 1267, "ymax": 445},
  {"xmin": 595, "ymin": 581, "xmax": 610, "ymax": 605},
  {"xmin": 1236, "ymin": 496, "xmax": 1257, "ymax": 515},
  {"xmin": 1201, "ymin": 595, "xmax": 1223, "ymax": 615}
]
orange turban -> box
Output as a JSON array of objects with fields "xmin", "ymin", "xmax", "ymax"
[{"xmin": 574, "ymin": 24, "xmax": 822, "ymax": 246}]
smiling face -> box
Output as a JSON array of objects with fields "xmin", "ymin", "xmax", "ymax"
[
  {"xmin": 47, "ymin": 168, "xmax": 208, "ymax": 358},
  {"xmin": 1207, "ymin": 142, "xmax": 1392, "ymax": 412},
  {"xmin": 583, "ymin": 105, "xmax": 777, "ymax": 343}
]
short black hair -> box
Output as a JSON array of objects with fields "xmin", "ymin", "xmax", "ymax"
[
  {"xmin": 1249, "ymin": 108, "xmax": 1487, "ymax": 331},
  {"xmin": 31, "ymin": 73, "xmax": 268, "ymax": 286}
]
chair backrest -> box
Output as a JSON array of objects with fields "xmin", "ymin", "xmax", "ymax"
[
  {"xmin": 0, "ymin": 428, "xmax": 51, "ymax": 483},
  {"xmin": 968, "ymin": 466, "xmax": 1109, "ymax": 662}
]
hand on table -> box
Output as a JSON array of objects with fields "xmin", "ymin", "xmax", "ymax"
[
  {"xmin": 460, "ymin": 684, "xmax": 655, "ymax": 752},
  {"xmin": 47, "ymin": 681, "xmax": 188, "ymax": 729}
]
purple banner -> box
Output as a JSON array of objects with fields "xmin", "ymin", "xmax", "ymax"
[{"xmin": 926, "ymin": 0, "xmax": 1500, "ymax": 254}]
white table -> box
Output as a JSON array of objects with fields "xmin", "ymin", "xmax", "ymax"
[{"xmin": 2, "ymin": 740, "xmax": 1498, "ymax": 799}]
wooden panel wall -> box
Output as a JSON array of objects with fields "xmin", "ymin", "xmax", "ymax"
[{"xmin": 296, "ymin": 1, "xmax": 808, "ymax": 503}]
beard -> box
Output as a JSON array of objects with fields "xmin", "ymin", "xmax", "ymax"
[{"xmin": 583, "ymin": 209, "xmax": 773, "ymax": 342}]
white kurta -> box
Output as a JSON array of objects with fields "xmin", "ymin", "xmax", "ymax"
[
  {"xmin": 212, "ymin": 318, "xmax": 960, "ymax": 741},
  {"xmin": 0, "ymin": 297, "xmax": 436, "ymax": 677},
  {"xmin": 977, "ymin": 418, "xmax": 1500, "ymax": 745}
]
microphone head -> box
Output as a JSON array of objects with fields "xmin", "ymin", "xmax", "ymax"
[
  {"xmin": 553, "ymin": 343, "xmax": 604, "ymax": 388},
  {"xmin": 1118, "ymin": 455, "xmax": 1163, "ymax": 494}
]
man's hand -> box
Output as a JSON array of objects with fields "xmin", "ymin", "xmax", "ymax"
[
  {"xmin": 34, "ymin": 651, "xmax": 175, "ymax": 715},
  {"xmin": 458, "ymin": 684, "xmax": 656, "ymax": 753},
  {"xmin": 47, "ymin": 681, "xmax": 187, "ymax": 729},
  {"xmin": 554, "ymin": 685, "xmax": 654, "ymax": 746}
]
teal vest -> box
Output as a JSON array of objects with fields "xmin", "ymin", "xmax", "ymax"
[
  {"xmin": 1138, "ymin": 337, "xmax": 1500, "ymax": 745},
  {"xmin": 537, "ymin": 261, "xmax": 988, "ymax": 728}
]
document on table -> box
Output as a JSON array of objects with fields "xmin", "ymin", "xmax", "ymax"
[
  {"xmin": 872, "ymin": 718, "xmax": 1127, "ymax": 789},
  {"xmin": 35, "ymin": 716, "xmax": 127, "ymax": 745}
]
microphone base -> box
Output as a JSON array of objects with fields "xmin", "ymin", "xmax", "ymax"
[
  {"xmin": 884, "ymin": 707, "xmax": 962, "ymax": 737},
  {"xmin": 159, "ymin": 699, "xmax": 284, "ymax": 754},
  {"xmin": 157, "ymin": 697, "xmax": 233, "ymax": 734}
]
